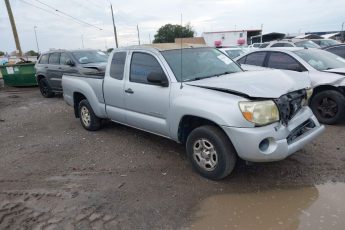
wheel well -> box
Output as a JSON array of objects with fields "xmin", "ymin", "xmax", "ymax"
[
  {"xmin": 312, "ymin": 85, "xmax": 345, "ymax": 98},
  {"xmin": 73, "ymin": 92, "xmax": 87, "ymax": 118},
  {"xmin": 36, "ymin": 75, "xmax": 45, "ymax": 82},
  {"xmin": 178, "ymin": 115, "xmax": 221, "ymax": 144}
]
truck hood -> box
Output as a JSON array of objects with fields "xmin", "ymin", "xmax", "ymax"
[
  {"xmin": 322, "ymin": 68, "xmax": 345, "ymax": 76},
  {"xmin": 186, "ymin": 70, "xmax": 311, "ymax": 99}
]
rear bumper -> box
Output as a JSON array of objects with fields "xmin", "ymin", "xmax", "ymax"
[{"xmin": 222, "ymin": 107, "xmax": 325, "ymax": 162}]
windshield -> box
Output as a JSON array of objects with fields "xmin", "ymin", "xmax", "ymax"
[
  {"xmin": 318, "ymin": 39, "xmax": 340, "ymax": 47},
  {"xmin": 161, "ymin": 47, "xmax": 242, "ymax": 82},
  {"xmin": 294, "ymin": 40, "xmax": 320, "ymax": 48},
  {"xmin": 72, "ymin": 50, "xmax": 108, "ymax": 64},
  {"xmin": 294, "ymin": 49, "xmax": 345, "ymax": 71},
  {"xmin": 225, "ymin": 49, "xmax": 245, "ymax": 59}
]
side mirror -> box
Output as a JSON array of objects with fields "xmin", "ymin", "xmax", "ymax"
[
  {"xmin": 147, "ymin": 72, "xmax": 168, "ymax": 87},
  {"xmin": 66, "ymin": 59, "xmax": 75, "ymax": 66}
]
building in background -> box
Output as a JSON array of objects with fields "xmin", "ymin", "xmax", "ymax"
[
  {"xmin": 202, "ymin": 29, "xmax": 261, "ymax": 47},
  {"xmin": 174, "ymin": 37, "xmax": 206, "ymax": 45},
  {"xmin": 250, "ymin": 32, "xmax": 286, "ymax": 44}
]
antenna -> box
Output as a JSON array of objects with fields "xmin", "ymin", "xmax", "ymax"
[{"xmin": 180, "ymin": 13, "xmax": 183, "ymax": 89}]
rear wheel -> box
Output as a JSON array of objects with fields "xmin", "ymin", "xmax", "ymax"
[
  {"xmin": 78, "ymin": 99, "xmax": 101, "ymax": 131},
  {"xmin": 186, "ymin": 125, "xmax": 237, "ymax": 180},
  {"xmin": 38, "ymin": 78, "xmax": 54, "ymax": 98},
  {"xmin": 310, "ymin": 90, "xmax": 345, "ymax": 125}
]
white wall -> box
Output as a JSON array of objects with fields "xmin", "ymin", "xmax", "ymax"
[{"xmin": 202, "ymin": 31, "xmax": 248, "ymax": 47}]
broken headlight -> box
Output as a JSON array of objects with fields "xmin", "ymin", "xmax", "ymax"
[
  {"xmin": 302, "ymin": 88, "xmax": 313, "ymax": 106},
  {"xmin": 239, "ymin": 100, "xmax": 280, "ymax": 126}
]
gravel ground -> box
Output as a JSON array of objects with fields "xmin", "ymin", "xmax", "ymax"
[{"xmin": 0, "ymin": 86, "xmax": 345, "ymax": 229}]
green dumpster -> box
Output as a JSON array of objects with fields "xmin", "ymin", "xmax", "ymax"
[{"xmin": 0, "ymin": 63, "xmax": 37, "ymax": 86}]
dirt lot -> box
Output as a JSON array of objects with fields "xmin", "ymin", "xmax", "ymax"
[{"xmin": 0, "ymin": 85, "xmax": 345, "ymax": 230}]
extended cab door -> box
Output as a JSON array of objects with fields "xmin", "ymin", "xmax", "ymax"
[
  {"xmin": 103, "ymin": 51, "xmax": 127, "ymax": 124},
  {"xmin": 124, "ymin": 51, "xmax": 170, "ymax": 137}
]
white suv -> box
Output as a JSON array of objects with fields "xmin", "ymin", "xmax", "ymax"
[{"xmin": 260, "ymin": 40, "xmax": 320, "ymax": 49}]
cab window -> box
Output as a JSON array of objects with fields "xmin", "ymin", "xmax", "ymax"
[{"xmin": 130, "ymin": 52, "xmax": 166, "ymax": 84}]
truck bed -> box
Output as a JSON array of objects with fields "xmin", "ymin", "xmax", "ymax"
[{"xmin": 62, "ymin": 73, "xmax": 107, "ymax": 118}]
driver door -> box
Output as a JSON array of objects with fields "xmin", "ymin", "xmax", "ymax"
[{"xmin": 124, "ymin": 52, "xmax": 171, "ymax": 137}]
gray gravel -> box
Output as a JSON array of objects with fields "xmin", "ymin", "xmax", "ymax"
[{"xmin": 0, "ymin": 86, "xmax": 345, "ymax": 229}]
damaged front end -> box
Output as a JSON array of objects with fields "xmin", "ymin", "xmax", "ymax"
[{"xmin": 274, "ymin": 89, "xmax": 309, "ymax": 126}]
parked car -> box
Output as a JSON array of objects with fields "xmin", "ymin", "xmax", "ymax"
[
  {"xmin": 310, "ymin": 39, "xmax": 340, "ymax": 48},
  {"xmin": 219, "ymin": 47, "xmax": 247, "ymax": 59},
  {"xmin": 248, "ymin": 43, "xmax": 262, "ymax": 48},
  {"xmin": 323, "ymin": 44, "xmax": 345, "ymax": 59},
  {"xmin": 235, "ymin": 48, "xmax": 345, "ymax": 124},
  {"xmin": 259, "ymin": 40, "xmax": 320, "ymax": 49},
  {"xmin": 35, "ymin": 49, "xmax": 108, "ymax": 98},
  {"xmin": 62, "ymin": 44, "xmax": 324, "ymax": 180}
]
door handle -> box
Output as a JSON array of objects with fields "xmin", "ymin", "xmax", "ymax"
[{"xmin": 125, "ymin": 88, "xmax": 134, "ymax": 94}]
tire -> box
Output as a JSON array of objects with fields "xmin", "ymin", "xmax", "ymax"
[
  {"xmin": 186, "ymin": 125, "xmax": 237, "ymax": 180},
  {"xmin": 78, "ymin": 99, "xmax": 101, "ymax": 131},
  {"xmin": 38, "ymin": 78, "xmax": 55, "ymax": 98},
  {"xmin": 310, "ymin": 90, "xmax": 345, "ymax": 125}
]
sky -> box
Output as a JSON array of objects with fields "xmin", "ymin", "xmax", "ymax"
[{"xmin": 1, "ymin": 0, "xmax": 344, "ymax": 53}]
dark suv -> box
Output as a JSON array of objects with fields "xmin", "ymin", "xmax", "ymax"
[{"xmin": 35, "ymin": 49, "xmax": 108, "ymax": 97}]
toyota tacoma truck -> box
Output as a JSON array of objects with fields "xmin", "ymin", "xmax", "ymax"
[{"xmin": 62, "ymin": 44, "xmax": 324, "ymax": 180}]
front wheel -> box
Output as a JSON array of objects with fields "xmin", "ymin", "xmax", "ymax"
[
  {"xmin": 78, "ymin": 99, "xmax": 101, "ymax": 131},
  {"xmin": 310, "ymin": 90, "xmax": 345, "ymax": 125},
  {"xmin": 186, "ymin": 125, "xmax": 237, "ymax": 180}
]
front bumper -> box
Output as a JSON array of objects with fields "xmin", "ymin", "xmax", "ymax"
[{"xmin": 222, "ymin": 107, "xmax": 325, "ymax": 162}]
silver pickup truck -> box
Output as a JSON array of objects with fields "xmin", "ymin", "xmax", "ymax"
[{"xmin": 62, "ymin": 44, "xmax": 324, "ymax": 180}]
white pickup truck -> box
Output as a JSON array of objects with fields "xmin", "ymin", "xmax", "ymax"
[{"xmin": 62, "ymin": 44, "xmax": 324, "ymax": 180}]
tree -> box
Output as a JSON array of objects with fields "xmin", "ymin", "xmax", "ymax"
[
  {"xmin": 25, "ymin": 50, "xmax": 38, "ymax": 56},
  {"xmin": 0, "ymin": 51, "xmax": 5, "ymax": 56},
  {"xmin": 107, "ymin": 48, "xmax": 114, "ymax": 53},
  {"xmin": 153, "ymin": 23, "xmax": 195, "ymax": 43}
]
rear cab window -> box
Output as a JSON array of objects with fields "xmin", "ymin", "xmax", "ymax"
[
  {"xmin": 110, "ymin": 52, "xmax": 127, "ymax": 80},
  {"xmin": 48, "ymin": 53, "xmax": 61, "ymax": 65}
]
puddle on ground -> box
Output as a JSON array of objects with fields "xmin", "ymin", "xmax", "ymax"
[{"xmin": 190, "ymin": 183, "xmax": 345, "ymax": 230}]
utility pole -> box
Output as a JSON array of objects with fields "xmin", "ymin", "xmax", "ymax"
[
  {"xmin": 34, "ymin": 26, "xmax": 40, "ymax": 54},
  {"xmin": 110, "ymin": 4, "xmax": 118, "ymax": 48},
  {"xmin": 5, "ymin": 0, "xmax": 22, "ymax": 56},
  {"xmin": 341, "ymin": 22, "xmax": 345, "ymax": 42},
  {"xmin": 137, "ymin": 24, "xmax": 141, "ymax": 45},
  {"xmin": 81, "ymin": 35, "xmax": 84, "ymax": 48},
  {"xmin": 260, "ymin": 24, "xmax": 263, "ymax": 43}
]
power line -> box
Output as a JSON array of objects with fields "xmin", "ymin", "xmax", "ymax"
[
  {"xmin": 18, "ymin": 0, "xmax": 63, "ymax": 18},
  {"xmin": 18, "ymin": 0, "xmax": 96, "ymax": 28},
  {"xmin": 33, "ymin": 0, "xmax": 103, "ymax": 30}
]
